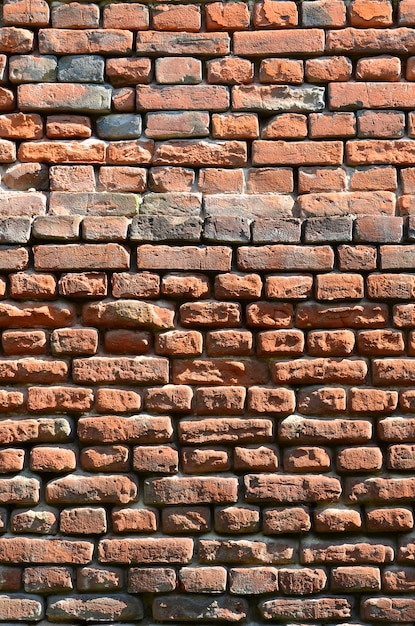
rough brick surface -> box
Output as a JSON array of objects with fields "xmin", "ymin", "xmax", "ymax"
[{"xmin": 0, "ymin": 2, "xmax": 415, "ymax": 625}]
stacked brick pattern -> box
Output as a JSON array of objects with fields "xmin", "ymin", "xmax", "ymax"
[{"xmin": 2, "ymin": 0, "xmax": 415, "ymax": 624}]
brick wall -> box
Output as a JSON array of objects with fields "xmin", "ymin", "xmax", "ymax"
[{"xmin": 0, "ymin": 0, "xmax": 415, "ymax": 623}]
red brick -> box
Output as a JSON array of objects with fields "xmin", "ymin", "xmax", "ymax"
[
  {"xmin": 234, "ymin": 29, "xmax": 324, "ymax": 56},
  {"xmin": 78, "ymin": 415, "xmax": 172, "ymax": 444},
  {"xmin": 263, "ymin": 507, "xmax": 311, "ymax": 534},
  {"xmin": 182, "ymin": 448, "xmax": 230, "ymax": 474},
  {"xmin": 261, "ymin": 113, "xmax": 307, "ymax": 140},
  {"xmin": 46, "ymin": 474, "xmax": 138, "ymax": 505},
  {"xmin": 253, "ymin": 140, "xmax": 343, "ymax": 166},
  {"xmin": 180, "ymin": 566, "xmax": 227, "ymax": 592},
  {"xmin": 152, "ymin": 5, "xmax": 201, "ymax": 31},
  {"xmin": 155, "ymin": 330, "xmax": 203, "ymax": 357},
  {"xmin": 351, "ymin": 166, "xmax": 397, "ymax": 191},
  {"xmin": 305, "ymin": 57, "xmax": 352, "ymax": 83},
  {"xmin": 367, "ymin": 507, "xmax": 414, "ymax": 532},
  {"xmin": 206, "ymin": 2, "xmax": 250, "ymax": 30},
  {"xmin": 307, "ymin": 330, "xmax": 355, "ymax": 357},
  {"xmin": 199, "ymin": 538, "xmax": 294, "ymax": 564},
  {"xmin": 309, "ymin": 113, "xmax": 356, "ymax": 139},
  {"xmin": 34, "ymin": 244, "xmax": 129, "ymax": 271},
  {"xmin": 253, "ymin": 1, "xmax": 298, "ymax": 27},
  {"xmin": 128, "ymin": 567, "xmax": 175, "ymax": 592},
  {"xmin": 39, "ymin": 28, "xmax": 132, "ymax": 55},
  {"xmin": 356, "ymin": 56, "xmax": 401, "ymax": 81},
  {"xmin": 149, "ymin": 167, "xmax": 194, "ymax": 192},
  {"xmin": 145, "ymin": 476, "xmax": 238, "ymax": 505},
  {"xmin": 27, "ymin": 386, "xmax": 93, "ymax": 414},
  {"xmin": 238, "ymin": 245, "xmax": 334, "ymax": 271},
  {"xmin": 248, "ymin": 387, "xmax": 295, "ymax": 414},
  {"xmin": 196, "ymin": 386, "xmax": 245, "ymax": 415},
  {"xmin": 76, "ymin": 566, "xmax": 123, "ymax": 591},
  {"xmin": 259, "ymin": 59, "xmax": 303, "ymax": 84},
  {"xmin": 103, "ymin": 3, "xmax": 149, "ymax": 29},
  {"xmin": 51, "ymin": 3, "xmax": 100, "ymax": 29},
  {"xmin": 133, "ymin": 446, "xmax": 178, "ymax": 474},
  {"xmin": 153, "ymin": 140, "xmax": 246, "ymax": 167},
  {"xmin": 179, "ymin": 418, "xmax": 272, "ymax": 445},
  {"xmin": 350, "ymin": 387, "xmax": 398, "ymax": 413},
  {"xmin": 283, "ymin": 447, "xmax": 331, "ymax": 473},
  {"xmin": 279, "ymin": 415, "xmax": 371, "ymax": 444},
  {"xmin": 95, "ymin": 388, "xmax": 141, "ymax": 414},
  {"xmin": 338, "ymin": 244, "xmax": 377, "ymax": 271},
  {"xmin": 198, "ymin": 168, "xmax": 244, "ymax": 193},
  {"xmin": 112, "ymin": 509, "xmax": 157, "ymax": 533},
  {"xmin": 206, "ymin": 330, "xmax": 253, "ymax": 356},
  {"xmin": 207, "ymin": 58, "xmax": 253, "ymax": 85},
  {"xmin": 4, "ymin": 0, "xmax": 49, "ymax": 27},
  {"xmin": 257, "ymin": 330, "xmax": 304, "ymax": 356},
  {"xmin": 247, "ymin": 168, "xmax": 293, "ymax": 193},
  {"xmin": 46, "ymin": 116, "xmax": 91, "ymax": 140},
  {"xmin": 19, "ymin": 139, "xmax": 105, "ymax": 164},
  {"xmin": 136, "ymin": 31, "xmax": 229, "ymax": 55},
  {"xmin": 246, "ymin": 302, "xmax": 293, "ymax": 328},
  {"xmin": 245, "ymin": 474, "xmax": 341, "ymax": 504},
  {"xmin": 297, "ymin": 386, "xmax": 347, "ymax": 413},
  {"xmin": 350, "ymin": 0, "xmax": 393, "ymax": 26},
  {"xmin": 82, "ymin": 217, "xmax": 129, "ymax": 242},
  {"xmin": 60, "ymin": 507, "xmax": 107, "ymax": 534},
  {"xmin": 0, "ymin": 537, "xmax": 94, "ymax": 564},
  {"xmin": 81, "ymin": 446, "xmax": 130, "ymax": 472},
  {"xmin": 296, "ymin": 303, "xmax": 387, "ymax": 328},
  {"xmin": 51, "ymin": 329, "xmax": 98, "ymax": 357},
  {"xmin": 23, "ymin": 566, "xmax": 72, "ymax": 593},
  {"xmin": 155, "ymin": 57, "xmax": 201, "ymax": 85},
  {"xmin": 104, "ymin": 330, "xmax": 151, "ymax": 355},
  {"xmin": 145, "ymin": 385, "xmax": 193, "ymax": 414},
  {"xmin": 234, "ymin": 446, "xmax": 278, "ymax": 472},
  {"xmin": 337, "ymin": 447, "xmax": 383, "ymax": 473},
  {"xmin": 331, "ymin": 566, "xmax": 381, "ymax": 591},
  {"xmin": 212, "ymin": 113, "xmax": 258, "ymax": 139},
  {"xmin": 316, "ymin": 273, "xmax": 364, "ymax": 300},
  {"xmin": 0, "ymin": 449, "xmax": 24, "ymax": 473},
  {"xmin": 229, "ymin": 566, "xmax": 278, "ymax": 594},
  {"xmin": 162, "ymin": 507, "xmax": 210, "ymax": 534},
  {"xmin": 302, "ymin": 541, "xmax": 394, "ymax": 564},
  {"xmin": 299, "ymin": 191, "xmax": 395, "ymax": 217},
  {"xmin": 106, "ymin": 58, "xmax": 151, "ymax": 87},
  {"xmin": 357, "ymin": 111, "xmax": 404, "ymax": 138},
  {"xmin": 2, "ymin": 330, "xmax": 47, "ymax": 356}
]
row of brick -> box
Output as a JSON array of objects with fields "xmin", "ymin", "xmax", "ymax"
[
  {"xmin": 3, "ymin": 354, "xmax": 415, "ymax": 385},
  {"xmin": 5, "ymin": 0, "xmax": 415, "ymax": 31},
  {"xmin": 3, "ymin": 55, "xmax": 415, "ymax": 86},
  {"xmin": 3, "ymin": 110, "xmax": 415, "ymax": 143},
  {"xmin": 3, "ymin": 242, "xmax": 415, "ymax": 272},
  {"xmin": 0, "ymin": 214, "xmax": 414, "ymax": 244},
  {"xmin": 2, "ymin": 383, "xmax": 415, "ymax": 416},
  {"xmin": 10, "ymin": 26, "xmax": 415, "ymax": 57},
  {"xmin": 5, "ymin": 564, "xmax": 415, "ymax": 595}
]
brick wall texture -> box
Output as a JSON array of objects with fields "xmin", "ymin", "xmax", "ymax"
[{"xmin": 1, "ymin": 0, "xmax": 415, "ymax": 624}]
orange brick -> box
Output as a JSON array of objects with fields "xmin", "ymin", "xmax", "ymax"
[
  {"xmin": 350, "ymin": 167, "xmax": 397, "ymax": 191},
  {"xmin": 259, "ymin": 59, "xmax": 303, "ymax": 84},
  {"xmin": 212, "ymin": 113, "xmax": 258, "ymax": 140},
  {"xmin": 356, "ymin": 56, "xmax": 401, "ymax": 81},
  {"xmin": 206, "ymin": 58, "xmax": 253, "ymax": 85},
  {"xmin": 309, "ymin": 113, "xmax": 356, "ymax": 139},
  {"xmin": 247, "ymin": 168, "xmax": 293, "ymax": 193},
  {"xmin": 305, "ymin": 57, "xmax": 352, "ymax": 83},
  {"xmin": 253, "ymin": 1, "xmax": 298, "ymax": 28},
  {"xmin": 205, "ymin": 2, "xmax": 250, "ymax": 30},
  {"xmin": 299, "ymin": 168, "xmax": 347, "ymax": 194},
  {"xmin": 261, "ymin": 114, "xmax": 308, "ymax": 140},
  {"xmin": 152, "ymin": 4, "xmax": 201, "ymax": 31},
  {"xmin": 349, "ymin": 0, "xmax": 393, "ymax": 27},
  {"xmin": 198, "ymin": 169, "xmax": 244, "ymax": 194}
]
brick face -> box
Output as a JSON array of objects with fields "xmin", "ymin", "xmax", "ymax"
[{"xmin": 0, "ymin": 2, "xmax": 415, "ymax": 624}]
